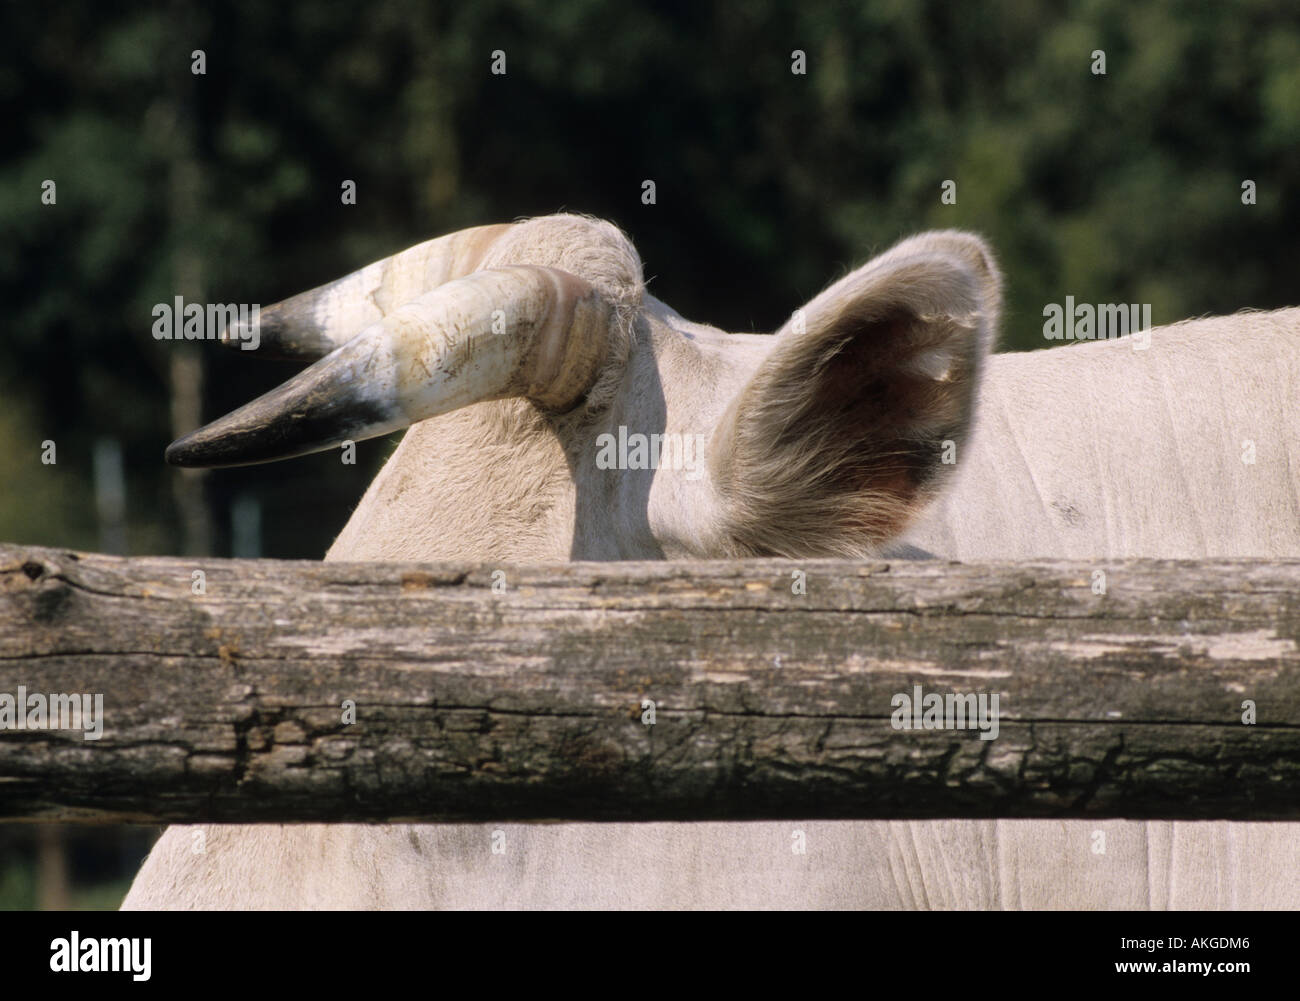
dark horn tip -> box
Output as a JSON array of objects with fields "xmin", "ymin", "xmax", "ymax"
[
  {"xmin": 165, "ymin": 426, "xmax": 268, "ymax": 469},
  {"xmin": 164, "ymin": 343, "xmax": 403, "ymax": 469},
  {"xmin": 165, "ymin": 432, "xmax": 215, "ymax": 468},
  {"xmin": 221, "ymin": 311, "xmax": 336, "ymax": 362},
  {"xmin": 218, "ymin": 315, "xmax": 263, "ymax": 352}
]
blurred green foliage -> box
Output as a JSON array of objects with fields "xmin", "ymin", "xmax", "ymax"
[{"xmin": 0, "ymin": 0, "xmax": 1298, "ymax": 907}]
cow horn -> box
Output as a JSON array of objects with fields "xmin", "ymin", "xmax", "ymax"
[
  {"xmin": 166, "ymin": 266, "xmax": 612, "ymax": 467},
  {"xmin": 219, "ymin": 224, "xmax": 514, "ymax": 360}
]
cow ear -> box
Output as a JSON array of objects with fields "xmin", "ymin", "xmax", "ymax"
[{"xmin": 708, "ymin": 231, "xmax": 1001, "ymax": 557}]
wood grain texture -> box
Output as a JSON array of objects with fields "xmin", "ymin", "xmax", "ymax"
[{"xmin": 1, "ymin": 544, "xmax": 1298, "ymax": 823}]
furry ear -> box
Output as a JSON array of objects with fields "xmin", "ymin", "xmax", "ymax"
[{"xmin": 708, "ymin": 231, "xmax": 1002, "ymax": 557}]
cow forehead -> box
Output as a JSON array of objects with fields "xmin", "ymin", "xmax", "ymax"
[{"xmin": 636, "ymin": 294, "xmax": 774, "ymax": 403}]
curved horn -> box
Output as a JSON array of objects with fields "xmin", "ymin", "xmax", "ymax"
[
  {"xmin": 167, "ymin": 266, "xmax": 613, "ymax": 468},
  {"xmin": 220, "ymin": 224, "xmax": 513, "ymax": 360}
]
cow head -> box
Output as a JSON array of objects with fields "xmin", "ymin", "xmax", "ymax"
[{"xmin": 167, "ymin": 215, "xmax": 1001, "ymax": 562}]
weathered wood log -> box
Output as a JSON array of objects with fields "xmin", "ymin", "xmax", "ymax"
[{"xmin": 1, "ymin": 543, "xmax": 1298, "ymax": 823}]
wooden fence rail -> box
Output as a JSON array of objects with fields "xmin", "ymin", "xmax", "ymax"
[{"xmin": 2, "ymin": 543, "xmax": 1298, "ymax": 823}]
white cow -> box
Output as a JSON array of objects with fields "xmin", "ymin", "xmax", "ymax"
[{"xmin": 125, "ymin": 214, "xmax": 1300, "ymax": 909}]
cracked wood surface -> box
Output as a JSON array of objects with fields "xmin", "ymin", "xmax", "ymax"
[{"xmin": 1, "ymin": 543, "xmax": 1299, "ymax": 823}]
